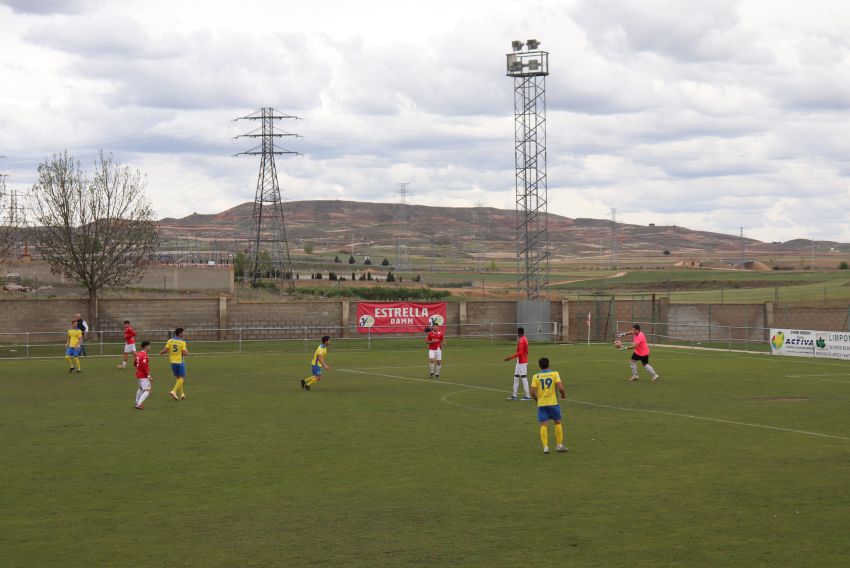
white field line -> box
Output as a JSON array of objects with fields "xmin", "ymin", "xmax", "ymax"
[
  {"xmin": 338, "ymin": 368, "xmax": 849, "ymax": 441},
  {"xmin": 440, "ymin": 389, "xmax": 497, "ymax": 412}
]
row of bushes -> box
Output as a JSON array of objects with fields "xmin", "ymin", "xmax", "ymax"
[{"xmin": 295, "ymin": 287, "xmax": 451, "ymax": 300}]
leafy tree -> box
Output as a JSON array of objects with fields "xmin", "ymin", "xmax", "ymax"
[
  {"xmin": 663, "ymin": 250, "xmax": 671, "ymax": 256},
  {"xmin": 364, "ymin": 257, "xmax": 372, "ymax": 265},
  {"xmin": 386, "ymin": 271, "xmax": 395, "ymax": 283},
  {"xmin": 381, "ymin": 258, "xmax": 390, "ymax": 266},
  {"xmin": 488, "ymin": 260, "xmax": 497, "ymax": 271},
  {"xmin": 304, "ymin": 243, "xmax": 314, "ymax": 255},
  {"xmin": 30, "ymin": 151, "xmax": 158, "ymax": 328},
  {"xmin": 348, "ymin": 254, "xmax": 356, "ymax": 264},
  {"xmin": 334, "ymin": 255, "xmax": 341, "ymax": 263},
  {"xmin": 840, "ymin": 261, "xmax": 849, "ymax": 270}
]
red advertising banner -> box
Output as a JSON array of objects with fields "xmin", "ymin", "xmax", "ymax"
[{"xmin": 357, "ymin": 302, "xmax": 447, "ymax": 334}]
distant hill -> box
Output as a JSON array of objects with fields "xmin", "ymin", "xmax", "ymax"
[{"xmin": 157, "ymin": 200, "xmax": 837, "ymax": 259}]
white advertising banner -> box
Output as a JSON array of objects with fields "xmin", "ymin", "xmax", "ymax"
[{"xmin": 770, "ymin": 328, "xmax": 850, "ymax": 360}]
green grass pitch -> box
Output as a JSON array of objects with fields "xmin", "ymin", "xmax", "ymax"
[{"xmin": 2, "ymin": 343, "xmax": 849, "ymax": 567}]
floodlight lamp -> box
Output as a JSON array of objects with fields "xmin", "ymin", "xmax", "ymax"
[
  {"xmin": 511, "ymin": 60, "xmax": 524, "ymax": 72},
  {"xmin": 511, "ymin": 40, "xmax": 524, "ymax": 51},
  {"xmin": 526, "ymin": 39, "xmax": 540, "ymax": 50},
  {"xmin": 528, "ymin": 59, "xmax": 539, "ymax": 71}
]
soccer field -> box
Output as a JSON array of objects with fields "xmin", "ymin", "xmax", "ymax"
[{"xmin": 2, "ymin": 344, "xmax": 849, "ymax": 567}]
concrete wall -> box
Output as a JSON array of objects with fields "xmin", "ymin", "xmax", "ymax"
[
  {"xmin": 1, "ymin": 262, "xmax": 234, "ymax": 293},
  {"xmin": 2, "ymin": 296, "xmax": 849, "ymax": 345}
]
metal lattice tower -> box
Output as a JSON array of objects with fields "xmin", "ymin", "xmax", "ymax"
[
  {"xmin": 395, "ymin": 182, "xmax": 410, "ymax": 271},
  {"xmin": 506, "ymin": 39, "xmax": 549, "ymax": 299},
  {"xmin": 235, "ymin": 108, "xmax": 301, "ymax": 287},
  {"xmin": 610, "ymin": 207, "xmax": 618, "ymax": 268}
]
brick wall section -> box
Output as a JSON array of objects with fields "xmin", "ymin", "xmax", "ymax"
[
  {"xmin": 228, "ymin": 301, "xmax": 344, "ymax": 339},
  {"xmin": 464, "ymin": 301, "xmax": 516, "ymax": 339},
  {"xmin": 774, "ymin": 306, "xmax": 849, "ymax": 332}
]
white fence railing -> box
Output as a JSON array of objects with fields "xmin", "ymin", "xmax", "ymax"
[
  {"xmin": 0, "ymin": 322, "xmax": 559, "ymax": 359},
  {"xmin": 616, "ymin": 320, "xmax": 770, "ymax": 352}
]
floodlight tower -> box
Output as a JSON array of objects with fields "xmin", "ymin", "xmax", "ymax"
[
  {"xmin": 507, "ymin": 39, "xmax": 549, "ymax": 299},
  {"xmin": 610, "ymin": 207, "xmax": 618, "ymax": 268},
  {"xmin": 235, "ymin": 108, "xmax": 300, "ymax": 288},
  {"xmin": 395, "ymin": 182, "xmax": 410, "ymax": 271}
]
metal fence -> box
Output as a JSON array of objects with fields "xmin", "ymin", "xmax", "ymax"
[
  {"xmin": 616, "ymin": 320, "xmax": 770, "ymax": 353},
  {"xmin": 0, "ymin": 322, "xmax": 559, "ymax": 360}
]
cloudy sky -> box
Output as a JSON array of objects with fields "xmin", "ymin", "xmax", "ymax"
[{"xmin": 2, "ymin": 0, "xmax": 850, "ymax": 242}]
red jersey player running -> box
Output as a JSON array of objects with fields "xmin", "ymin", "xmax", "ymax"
[
  {"xmin": 504, "ymin": 327, "xmax": 531, "ymax": 400},
  {"xmin": 621, "ymin": 324, "xmax": 660, "ymax": 382},
  {"xmin": 426, "ymin": 322, "xmax": 446, "ymax": 379},
  {"xmin": 118, "ymin": 320, "xmax": 136, "ymax": 369},
  {"xmin": 133, "ymin": 341, "xmax": 153, "ymax": 409}
]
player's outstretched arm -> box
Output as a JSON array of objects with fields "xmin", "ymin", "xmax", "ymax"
[{"xmin": 504, "ymin": 353, "xmax": 517, "ymax": 361}]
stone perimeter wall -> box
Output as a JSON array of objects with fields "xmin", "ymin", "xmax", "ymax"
[{"xmin": 1, "ymin": 297, "xmax": 848, "ymax": 344}]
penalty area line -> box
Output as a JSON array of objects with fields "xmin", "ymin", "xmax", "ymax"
[{"xmin": 337, "ymin": 368, "xmax": 849, "ymax": 442}]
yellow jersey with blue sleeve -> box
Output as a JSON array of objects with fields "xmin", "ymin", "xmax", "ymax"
[
  {"xmin": 531, "ymin": 370, "xmax": 561, "ymax": 407},
  {"xmin": 67, "ymin": 328, "xmax": 82, "ymax": 348},
  {"xmin": 165, "ymin": 338, "xmax": 188, "ymax": 364},
  {"xmin": 311, "ymin": 343, "xmax": 328, "ymax": 367}
]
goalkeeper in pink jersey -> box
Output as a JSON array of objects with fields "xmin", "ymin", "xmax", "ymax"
[{"xmin": 621, "ymin": 324, "xmax": 660, "ymax": 382}]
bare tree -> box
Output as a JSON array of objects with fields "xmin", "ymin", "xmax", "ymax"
[{"xmin": 30, "ymin": 151, "xmax": 159, "ymax": 328}]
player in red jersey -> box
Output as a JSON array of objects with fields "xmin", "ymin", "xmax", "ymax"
[
  {"xmin": 133, "ymin": 341, "xmax": 152, "ymax": 409},
  {"xmin": 621, "ymin": 324, "xmax": 660, "ymax": 382},
  {"xmin": 504, "ymin": 327, "xmax": 531, "ymax": 400},
  {"xmin": 118, "ymin": 320, "xmax": 137, "ymax": 369},
  {"xmin": 426, "ymin": 322, "xmax": 446, "ymax": 379}
]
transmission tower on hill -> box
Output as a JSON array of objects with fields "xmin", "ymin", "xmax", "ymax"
[
  {"xmin": 235, "ymin": 108, "xmax": 300, "ymax": 288},
  {"xmin": 506, "ymin": 39, "xmax": 550, "ymax": 299},
  {"xmin": 395, "ymin": 182, "xmax": 410, "ymax": 271}
]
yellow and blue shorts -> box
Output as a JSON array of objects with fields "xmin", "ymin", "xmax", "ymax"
[
  {"xmin": 171, "ymin": 363, "xmax": 186, "ymax": 377},
  {"xmin": 537, "ymin": 404, "xmax": 562, "ymax": 423}
]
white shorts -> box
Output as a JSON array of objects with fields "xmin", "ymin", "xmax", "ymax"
[
  {"xmin": 137, "ymin": 378, "xmax": 151, "ymax": 390},
  {"xmin": 428, "ymin": 349, "xmax": 442, "ymax": 361},
  {"xmin": 124, "ymin": 344, "xmax": 137, "ymax": 353},
  {"xmin": 514, "ymin": 362, "xmax": 528, "ymax": 377}
]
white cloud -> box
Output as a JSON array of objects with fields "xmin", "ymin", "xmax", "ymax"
[{"xmin": 2, "ymin": 0, "xmax": 850, "ymax": 243}]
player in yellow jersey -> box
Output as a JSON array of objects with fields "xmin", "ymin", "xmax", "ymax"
[
  {"xmin": 65, "ymin": 320, "xmax": 83, "ymax": 374},
  {"xmin": 530, "ymin": 357, "xmax": 567, "ymax": 454},
  {"xmin": 159, "ymin": 327, "xmax": 189, "ymax": 400},
  {"xmin": 301, "ymin": 336, "xmax": 331, "ymax": 391}
]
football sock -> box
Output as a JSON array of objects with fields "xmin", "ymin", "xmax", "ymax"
[
  {"xmin": 435, "ymin": 364, "xmax": 441, "ymax": 376},
  {"xmin": 645, "ymin": 364, "xmax": 657, "ymax": 376},
  {"xmin": 429, "ymin": 362, "xmax": 435, "ymax": 374},
  {"xmin": 74, "ymin": 357, "xmax": 81, "ymax": 370},
  {"xmin": 135, "ymin": 389, "xmax": 142, "ymax": 405},
  {"xmin": 555, "ymin": 423, "xmax": 564, "ymax": 446},
  {"xmin": 539, "ymin": 425, "xmax": 548, "ymax": 448},
  {"xmin": 173, "ymin": 378, "xmax": 184, "ymax": 396},
  {"xmin": 521, "ymin": 376, "xmax": 530, "ymax": 397},
  {"xmin": 629, "ymin": 361, "xmax": 638, "ymax": 376},
  {"xmin": 138, "ymin": 390, "xmax": 150, "ymax": 405},
  {"xmin": 512, "ymin": 376, "xmax": 520, "ymax": 396},
  {"xmin": 306, "ymin": 376, "xmax": 319, "ymax": 387}
]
